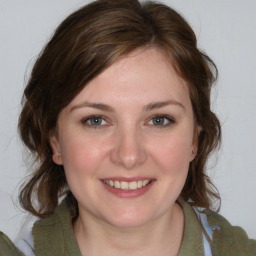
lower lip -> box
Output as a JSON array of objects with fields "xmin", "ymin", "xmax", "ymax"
[{"xmin": 102, "ymin": 181, "xmax": 155, "ymax": 198}]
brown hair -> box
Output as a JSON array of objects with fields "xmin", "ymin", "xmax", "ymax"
[{"xmin": 19, "ymin": 0, "xmax": 221, "ymax": 218}]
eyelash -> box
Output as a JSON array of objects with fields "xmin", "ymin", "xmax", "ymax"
[
  {"xmin": 81, "ymin": 114, "xmax": 175, "ymax": 129},
  {"xmin": 81, "ymin": 115, "xmax": 110, "ymax": 129},
  {"xmin": 147, "ymin": 115, "xmax": 175, "ymax": 128}
]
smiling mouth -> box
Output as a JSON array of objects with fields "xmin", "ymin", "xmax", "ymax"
[{"xmin": 102, "ymin": 179, "xmax": 152, "ymax": 190}]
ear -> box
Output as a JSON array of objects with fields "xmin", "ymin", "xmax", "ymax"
[
  {"xmin": 190, "ymin": 125, "xmax": 202, "ymax": 161},
  {"xmin": 49, "ymin": 134, "xmax": 63, "ymax": 165}
]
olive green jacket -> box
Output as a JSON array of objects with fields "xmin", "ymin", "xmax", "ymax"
[{"xmin": 1, "ymin": 200, "xmax": 255, "ymax": 256}]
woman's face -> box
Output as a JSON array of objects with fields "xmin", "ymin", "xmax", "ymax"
[{"xmin": 51, "ymin": 47, "xmax": 198, "ymax": 228}]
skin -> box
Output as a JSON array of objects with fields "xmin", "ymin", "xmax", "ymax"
[{"xmin": 50, "ymin": 47, "xmax": 199, "ymax": 256}]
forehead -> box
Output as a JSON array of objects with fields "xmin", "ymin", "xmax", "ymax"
[{"xmin": 67, "ymin": 47, "xmax": 191, "ymax": 110}]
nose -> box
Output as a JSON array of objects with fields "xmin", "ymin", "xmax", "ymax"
[{"xmin": 110, "ymin": 127, "xmax": 147, "ymax": 170}]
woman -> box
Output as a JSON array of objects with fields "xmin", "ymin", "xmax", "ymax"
[{"xmin": 0, "ymin": 0, "xmax": 255, "ymax": 255}]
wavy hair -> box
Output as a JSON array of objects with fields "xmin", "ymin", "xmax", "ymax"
[{"xmin": 19, "ymin": 0, "xmax": 221, "ymax": 218}]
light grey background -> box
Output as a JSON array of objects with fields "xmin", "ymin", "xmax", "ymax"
[{"xmin": 0, "ymin": 0, "xmax": 255, "ymax": 240}]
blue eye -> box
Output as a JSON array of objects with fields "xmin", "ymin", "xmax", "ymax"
[
  {"xmin": 149, "ymin": 115, "xmax": 175, "ymax": 127},
  {"xmin": 82, "ymin": 116, "xmax": 108, "ymax": 128}
]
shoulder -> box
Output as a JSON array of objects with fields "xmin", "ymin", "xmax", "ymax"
[
  {"xmin": 0, "ymin": 231, "xmax": 24, "ymax": 256},
  {"xmin": 31, "ymin": 200, "xmax": 81, "ymax": 255},
  {"xmin": 15, "ymin": 230, "xmax": 35, "ymax": 256},
  {"xmin": 1, "ymin": 214, "xmax": 37, "ymax": 256},
  {"xmin": 205, "ymin": 210, "xmax": 256, "ymax": 256}
]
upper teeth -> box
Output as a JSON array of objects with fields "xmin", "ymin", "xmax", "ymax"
[{"xmin": 103, "ymin": 179, "xmax": 151, "ymax": 190}]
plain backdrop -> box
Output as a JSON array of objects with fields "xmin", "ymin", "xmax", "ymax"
[{"xmin": 0, "ymin": 0, "xmax": 256, "ymax": 240}]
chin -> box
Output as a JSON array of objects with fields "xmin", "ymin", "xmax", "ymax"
[
  {"xmin": 103, "ymin": 207, "xmax": 156, "ymax": 229},
  {"xmin": 107, "ymin": 217, "xmax": 149, "ymax": 229}
]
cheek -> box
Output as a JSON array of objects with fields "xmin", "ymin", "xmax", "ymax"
[
  {"xmin": 148, "ymin": 135, "xmax": 192, "ymax": 174},
  {"xmin": 59, "ymin": 134, "xmax": 107, "ymax": 177},
  {"xmin": 59, "ymin": 136, "xmax": 108, "ymax": 201}
]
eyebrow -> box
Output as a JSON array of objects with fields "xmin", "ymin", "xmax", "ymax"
[
  {"xmin": 70, "ymin": 100, "xmax": 185, "ymax": 112},
  {"xmin": 70, "ymin": 102, "xmax": 115, "ymax": 112},
  {"xmin": 144, "ymin": 100, "xmax": 185, "ymax": 111}
]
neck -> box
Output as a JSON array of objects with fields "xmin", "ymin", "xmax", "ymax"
[{"xmin": 73, "ymin": 203, "xmax": 184, "ymax": 256}]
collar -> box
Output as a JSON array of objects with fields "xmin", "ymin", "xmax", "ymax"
[{"xmin": 32, "ymin": 198, "xmax": 204, "ymax": 256}]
